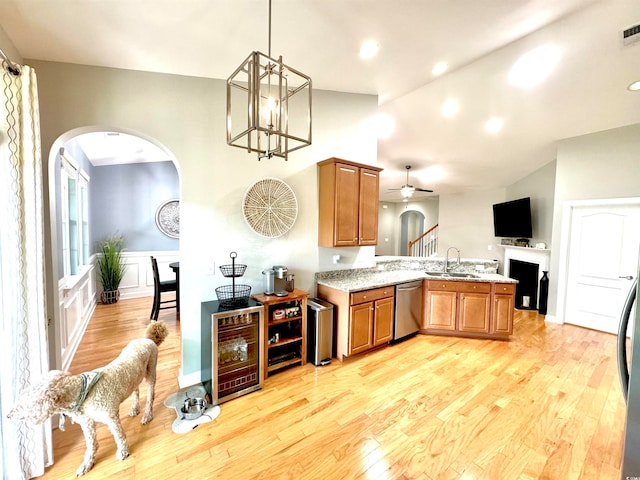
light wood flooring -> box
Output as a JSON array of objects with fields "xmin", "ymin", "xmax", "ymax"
[{"xmin": 42, "ymin": 296, "xmax": 626, "ymax": 479}]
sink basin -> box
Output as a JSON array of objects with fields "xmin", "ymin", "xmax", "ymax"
[{"xmin": 424, "ymin": 271, "xmax": 480, "ymax": 279}]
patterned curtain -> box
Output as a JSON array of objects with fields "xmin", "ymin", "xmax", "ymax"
[{"xmin": 0, "ymin": 64, "xmax": 52, "ymax": 478}]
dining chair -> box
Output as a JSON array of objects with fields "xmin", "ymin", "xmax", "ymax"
[{"xmin": 150, "ymin": 256, "xmax": 177, "ymax": 320}]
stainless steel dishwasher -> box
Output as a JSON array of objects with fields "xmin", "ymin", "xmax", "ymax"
[{"xmin": 394, "ymin": 280, "xmax": 423, "ymax": 340}]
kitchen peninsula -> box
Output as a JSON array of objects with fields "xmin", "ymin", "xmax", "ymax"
[{"xmin": 316, "ymin": 256, "xmax": 517, "ymax": 361}]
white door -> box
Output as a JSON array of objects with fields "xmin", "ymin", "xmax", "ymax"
[{"xmin": 564, "ymin": 203, "xmax": 640, "ymax": 333}]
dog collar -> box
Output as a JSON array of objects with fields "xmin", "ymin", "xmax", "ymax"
[
  {"xmin": 70, "ymin": 371, "xmax": 102, "ymax": 412},
  {"xmin": 59, "ymin": 371, "xmax": 102, "ymax": 431}
]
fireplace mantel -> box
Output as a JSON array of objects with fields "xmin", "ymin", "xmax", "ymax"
[{"xmin": 501, "ymin": 246, "xmax": 551, "ymax": 280}]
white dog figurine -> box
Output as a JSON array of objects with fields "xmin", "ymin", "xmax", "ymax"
[{"xmin": 8, "ymin": 321, "xmax": 169, "ymax": 476}]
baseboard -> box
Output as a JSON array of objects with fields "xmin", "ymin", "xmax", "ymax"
[
  {"xmin": 178, "ymin": 370, "xmax": 202, "ymax": 389},
  {"xmin": 544, "ymin": 314, "xmax": 563, "ymax": 324}
]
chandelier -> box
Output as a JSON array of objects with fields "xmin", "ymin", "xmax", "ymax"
[{"xmin": 226, "ymin": 0, "xmax": 312, "ymax": 160}]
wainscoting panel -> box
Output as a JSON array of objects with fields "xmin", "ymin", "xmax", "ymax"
[
  {"xmin": 101, "ymin": 251, "xmax": 179, "ymax": 300},
  {"xmin": 59, "ymin": 264, "xmax": 97, "ymax": 371},
  {"xmin": 58, "ymin": 251, "xmax": 178, "ymax": 370}
]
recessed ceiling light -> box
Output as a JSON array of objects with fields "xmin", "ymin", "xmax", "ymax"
[
  {"xmin": 509, "ymin": 45, "xmax": 562, "ymax": 88},
  {"xmin": 484, "ymin": 117, "xmax": 504, "ymax": 134},
  {"xmin": 359, "ymin": 41, "xmax": 379, "ymax": 59},
  {"xmin": 432, "ymin": 62, "xmax": 448, "ymax": 76},
  {"xmin": 441, "ymin": 98, "xmax": 459, "ymax": 117},
  {"xmin": 628, "ymin": 80, "xmax": 640, "ymax": 91}
]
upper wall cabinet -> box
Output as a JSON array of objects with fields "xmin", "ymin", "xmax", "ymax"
[{"xmin": 318, "ymin": 158, "xmax": 382, "ymax": 247}]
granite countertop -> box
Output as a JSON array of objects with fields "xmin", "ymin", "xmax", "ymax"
[{"xmin": 316, "ymin": 258, "xmax": 516, "ymax": 293}]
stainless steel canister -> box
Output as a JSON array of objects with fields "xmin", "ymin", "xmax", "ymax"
[
  {"xmin": 262, "ymin": 269, "xmax": 275, "ymax": 294},
  {"xmin": 285, "ymin": 273, "xmax": 295, "ymax": 292}
]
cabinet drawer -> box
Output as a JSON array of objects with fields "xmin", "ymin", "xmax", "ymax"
[
  {"xmin": 457, "ymin": 281, "xmax": 491, "ymax": 294},
  {"xmin": 426, "ymin": 280, "xmax": 491, "ymax": 293},
  {"xmin": 350, "ymin": 286, "xmax": 394, "ymax": 305},
  {"xmin": 494, "ymin": 283, "xmax": 515, "ymax": 295},
  {"xmin": 426, "ymin": 280, "xmax": 459, "ymax": 292}
]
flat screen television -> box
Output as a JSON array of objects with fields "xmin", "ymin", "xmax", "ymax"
[{"xmin": 493, "ymin": 197, "xmax": 533, "ymax": 238}]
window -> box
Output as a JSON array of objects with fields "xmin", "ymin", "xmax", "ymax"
[{"xmin": 61, "ymin": 153, "xmax": 90, "ymax": 277}]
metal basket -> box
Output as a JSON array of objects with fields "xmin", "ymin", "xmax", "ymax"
[
  {"xmin": 215, "ymin": 285, "xmax": 251, "ymax": 307},
  {"xmin": 219, "ymin": 263, "xmax": 247, "ymax": 277}
]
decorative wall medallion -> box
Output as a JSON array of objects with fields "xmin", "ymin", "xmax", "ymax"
[
  {"xmin": 243, "ymin": 178, "xmax": 298, "ymax": 238},
  {"xmin": 156, "ymin": 199, "xmax": 180, "ymax": 238}
]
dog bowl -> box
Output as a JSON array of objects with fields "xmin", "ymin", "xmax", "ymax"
[{"xmin": 181, "ymin": 397, "xmax": 207, "ymax": 420}]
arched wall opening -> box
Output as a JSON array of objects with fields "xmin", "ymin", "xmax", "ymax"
[
  {"xmin": 46, "ymin": 125, "xmax": 181, "ymax": 370},
  {"xmin": 400, "ymin": 209, "xmax": 425, "ymax": 256}
]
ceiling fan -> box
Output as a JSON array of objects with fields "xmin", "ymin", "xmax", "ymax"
[{"xmin": 389, "ymin": 165, "xmax": 433, "ymax": 199}]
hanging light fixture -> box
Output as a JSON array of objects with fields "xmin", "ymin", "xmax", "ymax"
[{"xmin": 226, "ymin": 0, "xmax": 312, "ymax": 161}]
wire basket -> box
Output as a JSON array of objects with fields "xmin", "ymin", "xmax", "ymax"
[
  {"xmin": 215, "ymin": 285, "xmax": 251, "ymax": 307},
  {"xmin": 219, "ymin": 263, "xmax": 247, "ymax": 277}
]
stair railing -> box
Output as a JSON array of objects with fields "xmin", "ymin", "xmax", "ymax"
[{"xmin": 408, "ymin": 223, "xmax": 439, "ymax": 257}]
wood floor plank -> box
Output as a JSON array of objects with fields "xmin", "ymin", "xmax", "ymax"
[{"xmin": 37, "ymin": 297, "xmax": 626, "ymax": 479}]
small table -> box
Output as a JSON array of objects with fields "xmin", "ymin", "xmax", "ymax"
[
  {"xmin": 169, "ymin": 262, "xmax": 180, "ymax": 313},
  {"xmin": 252, "ymin": 289, "xmax": 308, "ymax": 380}
]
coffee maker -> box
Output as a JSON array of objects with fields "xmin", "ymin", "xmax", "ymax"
[{"xmin": 262, "ymin": 265, "xmax": 294, "ymax": 296}]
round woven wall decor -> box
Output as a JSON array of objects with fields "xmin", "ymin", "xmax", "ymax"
[
  {"xmin": 156, "ymin": 199, "xmax": 180, "ymax": 238},
  {"xmin": 242, "ymin": 178, "xmax": 298, "ymax": 238}
]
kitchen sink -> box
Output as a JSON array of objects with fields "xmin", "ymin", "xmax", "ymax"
[{"xmin": 424, "ymin": 271, "xmax": 480, "ymax": 279}]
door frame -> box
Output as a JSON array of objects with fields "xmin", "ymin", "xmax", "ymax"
[
  {"xmin": 555, "ymin": 196, "xmax": 640, "ymax": 326},
  {"xmin": 45, "ymin": 126, "xmax": 181, "ymax": 371}
]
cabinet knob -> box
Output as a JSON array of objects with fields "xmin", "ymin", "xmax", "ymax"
[
  {"xmin": 473, "ymin": 286, "xmax": 477, "ymax": 289},
  {"xmin": 363, "ymin": 295, "xmax": 367, "ymax": 299}
]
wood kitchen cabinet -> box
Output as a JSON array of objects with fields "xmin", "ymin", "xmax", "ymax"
[
  {"xmin": 492, "ymin": 283, "xmax": 515, "ymax": 335},
  {"xmin": 458, "ymin": 283, "xmax": 491, "ymax": 334},
  {"xmin": 424, "ymin": 289, "xmax": 457, "ymax": 331},
  {"xmin": 317, "ymin": 284, "xmax": 394, "ymax": 360},
  {"xmin": 422, "ymin": 280, "xmax": 512, "ymax": 339},
  {"xmin": 317, "ymin": 158, "xmax": 383, "ymax": 247}
]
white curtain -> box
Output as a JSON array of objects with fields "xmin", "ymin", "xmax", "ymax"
[{"xmin": 0, "ymin": 64, "xmax": 53, "ymax": 478}]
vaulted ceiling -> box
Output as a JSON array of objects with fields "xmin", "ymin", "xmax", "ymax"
[{"xmin": 1, "ymin": 0, "xmax": 638, "ymax": 201}]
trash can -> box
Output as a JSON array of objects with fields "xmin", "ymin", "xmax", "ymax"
[{"xmin": 307, "ymin": 298, "xmax": 334, "ymax": 366}]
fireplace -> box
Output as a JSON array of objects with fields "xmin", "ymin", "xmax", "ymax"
[
  {"xmin": 510, "ymin": 259, "xmax": 538, "ymax": 309},
  {"xmin": 502, "ymin": 245, "xmax": 551, "ymax": 311}
]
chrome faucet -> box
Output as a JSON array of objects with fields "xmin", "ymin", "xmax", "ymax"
[{"xmin": 444, "ymin": 247, "xmax": 461, "ymax": 272}]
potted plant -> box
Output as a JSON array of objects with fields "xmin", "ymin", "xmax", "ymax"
[{"xmin": 97, "ymin": 235, "xmax": 126, "ymax": 304}]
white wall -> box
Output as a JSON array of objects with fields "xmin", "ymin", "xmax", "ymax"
[
  {"xmin": 548, "ymin": 123, "xmax": 640, "ymax": 319},
  {"xmin": 30, "ymin": 60, "xmax": 378, "ymax": 382},
  {"xmin": 506, "ymin": 160, "xmax": 556, "ymax": 248},
  {"xmin": 0, "ymin": 25, "xmax": 21, "ymax": 64},
  {"xmin": 438, "ymin": 188, "xmax": 506, "ymax": 261}
]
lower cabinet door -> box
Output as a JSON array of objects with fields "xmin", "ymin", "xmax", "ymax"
[
  {"xmin": 349, "ymin": 302, "xmax": 373, "ymax": 355},
  {"xmin": 492, "ymin": 294, "xmax": 514, "ymax": 334},
  {"xmin": 425, "ymin": 290, "xmax": 457, "ymax": 330},
  {"xmin": 458, "ymin": 292, "xmax": 491, "ymax": 334},
  {"xmin": 373, "ymin": 296, "xmax": 394, "ymax": 345}
]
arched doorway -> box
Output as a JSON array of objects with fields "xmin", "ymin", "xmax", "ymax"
[
  {"xmin": 46, "ymin": 126, "xmax": 181, "ymax": 370},
  {"xmin": 400, "ymin": 210, "xmax": 425, "ymax": 256}
]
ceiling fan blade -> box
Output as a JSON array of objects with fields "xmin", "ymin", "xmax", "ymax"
[{"xmin": 415, "ymin": 187, "xmax": 434, "ymax": 193}]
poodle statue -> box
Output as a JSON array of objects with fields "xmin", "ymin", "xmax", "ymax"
[{"xmin": 8, "ymin": 321, "xmax": 169, "ymax": 476}]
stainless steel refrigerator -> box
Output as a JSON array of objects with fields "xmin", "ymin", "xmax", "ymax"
[{"xmin": 618, "ymin": 269, "xmax": 640, "ymax": 477}]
